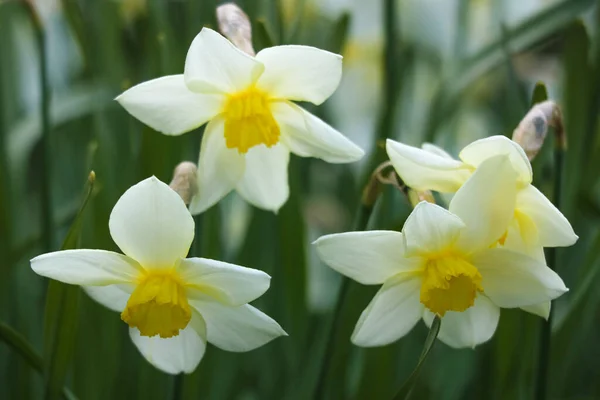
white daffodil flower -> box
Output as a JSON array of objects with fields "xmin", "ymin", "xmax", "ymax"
[
  {"xmin": 386, "ymin": 135, "xmax": 577, "ymax": 318},
  {"xmin": 116, "ymin": 28, "xmax": 364, "ymax": 214},
  {"xmin": 314, "ymin": 155, "xmax": 568, "ymax": 349},
  {"xmin": 31, "ymin": 177, "xmax": 286, "ymax": 374}
]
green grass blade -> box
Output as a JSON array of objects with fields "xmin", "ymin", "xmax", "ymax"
[
  {"xmin": 43, "ymin": 172, "xmax": 96, "ymax": 400},
  {"xmin": 0, "ymin": 322, "xmax": 78, "ymax": 400},
  {"xmin": 392, "ymin": 316, "xmax": 441, "ymax": 400}
]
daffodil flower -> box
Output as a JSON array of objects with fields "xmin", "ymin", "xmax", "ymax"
[
  {"xmin": 386, "ymin": 135, "xmax": 577, "ymax": 318},
  {"xmin": 30, "ymin": 177, "xmax": 286, "ymax": 374},
  {"xmin": 116, "ymin": 28, "xmax": 364, "ymax": 214},
  {"xmin": 314, "ymin": 156, "xmax": 567, "ymax": 348}
]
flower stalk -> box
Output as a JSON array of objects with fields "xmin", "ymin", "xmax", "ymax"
[{"xmin": 535, "ymin": 106, "xmax": 566, "ymax": 400}]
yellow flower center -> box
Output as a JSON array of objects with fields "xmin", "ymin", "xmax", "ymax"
[
  {"xmin": 420, "ymin": 255, "xmax": 483, "ymax": 316},
  {"xmin": 222, "ymin": 87, "xmax": 280, "ymax": 154},
  {"xmin": 121, "ymin": 271, "xmax": 191, "ymax": 338}
]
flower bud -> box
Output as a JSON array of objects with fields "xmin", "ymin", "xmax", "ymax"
[
  {"xmin": 216, "ymin": 3, "xmax": 255, "ymax": 56},
  {"xmin": 512, "ymin": 100, "xmax": 564, "ymax": 160},
  {"xmin": 169, "ymin": 162, "xmax": 198, "ymax": 205}
]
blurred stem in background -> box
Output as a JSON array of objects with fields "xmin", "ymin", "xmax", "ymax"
[
  {"xmin": 313, "ymin": 165, "xmax": 383, "ymax": 399},
  {"xmin": 535, "ymin": 109, "xmax": 566, "ymax": 400},
  {"xmin": 22, "ymin": 0, "xmax": 54, "ymax": 252}
]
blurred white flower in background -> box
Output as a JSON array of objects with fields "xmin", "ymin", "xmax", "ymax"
[{"xmin": 31, "ymin": 177, "xmax": 286, "ymax": 374}]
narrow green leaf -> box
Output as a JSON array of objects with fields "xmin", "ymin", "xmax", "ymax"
[
  {"xmin": 392, "ymin": 316, "xmax": 441, "ymax": 400},
  {"xmin": 253, "ymin": 18, "xmax": 276, "ymax": 51},
  {"xmin": 328, "ymin": 12, "xmax": 350, "ymax": 54},
  {"xmin": 43, "ymin": 172, "xmax": 96, "ymax": 400},
  {"xmin": 0, "ymin": 322, "xmax": 78, "ymax": 400}
]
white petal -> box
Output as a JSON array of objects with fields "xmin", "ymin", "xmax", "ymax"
[
  {"xmin": 235, "ymin": 143, "xmax": 289, "ymax": 213},
  {"xmin": 129, "ymin": 311, "xmax": 207, "ymax": 374},
  {"xmin": 273, "ymin": 101, "xmax": 364, "ymax": 163},
  {"xmin": 190, "ymin": 300, "xmax": 287, "ymax": 352},
  {"xmin": 189, "ymin": 118, "xmax": 245, "ymax": 215},
  {"xmin": 313, "ymin": 231, "xmax": 421, "ymax": 285},
  {"xmin": 83, "ymin": 283, "xmax": 134, "ymax": 312},
  {"xmin": 386, "ymin": 139, "xmax": 472, "ymax": 193},
  {"xmin": 516, "ymin": 185, "xmax": 578, "ymax": 247},
  {"xmin": 521, "ymin": 302, "xmax": 551, "ymax": 320},
  {"xmin": 351, "ymin": 273, "xmax": 423, "ymax": 347},
  {"xmin": 255, "ymin": 45, "xmax": 342, "ymax": 105},
  {"xmin": 459, "ymin": 135, "xmax": 532, "ymax": 184},
  {"xmin": 184, "ymin": 28, "xmax": 264, "ymax": 94},
  {"xmin": 31, "ymin": 249, "xmax": 142, "ymax": 285},
  {"xmin": 109, "ymin": 177, "xmax": 195, "ymax": 268},
  {"xmin": 178, "ymin": 257, "xmax": 271, "ymax": 306},
  {"xmin": 421, "ymin": 143, "xmax": 454, "ymax": 159},
  {"xmin": 423, "ymin": 295, "xmax": 499, "ymax": 348},
  {"xmin": 402, "ymin": 201, "xmax": 466, "ymax": 257},
  {"xmin": 450, "ymin": 155, "xmax": 517, "ymax": 252},
  {"xmin": 471, "ymin": 248, "xmax": 568, "ymax": 308},
  {"xmin": 115, "ymin": 75, "xmax": 222, "ymax": 135}
]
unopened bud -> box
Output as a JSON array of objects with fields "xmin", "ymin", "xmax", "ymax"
[
  {"xmin": 169, "ymin": 162, "xmax": 198, "ymax": 205},
  {"xmin": 216, "ymin": 3, "xmax": 255, "ymax": 56},
  {"xmin": 512, "ymin": 100, "xmax": 564, "ymax": 160},
  {"xmin": 408, "ymin": 190, "xmax": 435, "ymax": 208}
]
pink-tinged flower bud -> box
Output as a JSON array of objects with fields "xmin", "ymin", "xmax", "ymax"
[
  {"xmin": 217, "ymin": 3, "xmax": 255, "ymax": 56},
  {"xmin": 512, "ymin": 100, "xmax": 564, "ymax": 161},
  {"xmin": 169, "ymin": 161, "xmax": 198, "ymax": 205}
]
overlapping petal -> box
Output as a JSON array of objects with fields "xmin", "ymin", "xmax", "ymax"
[
  {"xmin": 459, "ymin": 135, "xmax": 532, "ymax": 184},
  {"xmin": 314, "ymin": 231, "xmax": 420, "ymax": 285},
  {"xmin": 235, "ymin": 143, "xmax": 290, "ymax": 213},
  {"xmin": 516, "ymin": 185, "xmax": 578, "ymax": 247},
  {"xmin": 256, "ymin": 45, "xmax": 342, "ymax": 105},
  {"xmin": 109, "ymin": 177, "xmax": 195, "ymax": 268},
  {"xmin": 129, "ymin": 310, "xmax": 207, "ymax": 374},
  {"xmin": 423, "ymin": 295, "xmax": 499, "ymax": 348},
  {"xmin": 386, "ymin": 139, "xmax": 472, "ymax": 193},
  {"xmin": 31, "ymin": 249, "xmax": 143, "ymax": 285},
  {"xmin": 273, "ymin": 101, "xmax": 364, "ymax": 163},
  {"xmin": 190, "ymin": 300, "xmax": 287, "ymax": 352},
  {"xmin": 115, "ymin": 75, "xmax": 222, "ymax": 135},
  {"xmin": 521, "ymin": 301, "xmax": 551, "ymax": 320},
  {"xmin": 83, "ymin": 283, "xmax": 135, "ymax": 312},
  {"xmin": 450, "ymin": 155, "xmax": 517, "ymax": 252},
  {"xmin": 402, "ymin": 201, "xmax": 465, "ymax": 257},
  {"xmin": 351, "ymin": 273, "xmax": 423, "ymax": 347},
  {"xmin": 178, "ymin": 257, "xmax": 271, "ymax": 306},
  {"xmin": 472, "ymin": 248, "xmax": 568, "ymax": 308},
  {"xmin": 189, "ymin": 118, "xmax": 245, "ymax": 215},
  {"xmin": 184, "ymin": 28, "xmax": 264, "ymax": 94}
]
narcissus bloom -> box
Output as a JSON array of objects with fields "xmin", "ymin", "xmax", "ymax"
[
  {"xmin": 31, "ymin": 177, "xmax": 286, "ymax": 374},
  {"xmin": 315, "ymin": 156, "xmax": 567, "ymax": 348},
  {"xmin": 117, "ymin": 28, "xmax": 364, "ymax": 214},
  {"xmin": 386, "ymin": 135, "xmax": 577, "ymax": 318}
]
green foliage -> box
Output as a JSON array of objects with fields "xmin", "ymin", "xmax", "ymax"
[{"xmin": 0, "ymin": 0, "xmax": 599, "ymax": 399}]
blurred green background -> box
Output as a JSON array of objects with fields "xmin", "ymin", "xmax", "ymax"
[{"xmin": 1, "ymin": 0, "xmax": 600, "ymax": 399}]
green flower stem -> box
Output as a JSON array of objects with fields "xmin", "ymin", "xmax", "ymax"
[
  {"xmin": 313, "ymin": 189, "xmax": 380, "ymax": 399},
  {"xmin": 535, "ymin": 126, "xmax": 566, "ymax": 400},
  {"xmin": 392, "ymin": 316, "xmax": 441, "ymax": 400}
]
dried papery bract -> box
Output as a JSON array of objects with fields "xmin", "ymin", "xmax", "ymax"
[
  {"xmin": 169, "ymin": 161, "xmax": 198, "ymax": 205},
  {"xmin": 408, "ymin": 189, "xmax": 435, "ymax": 208},
  {"xmin": 512, "ymin": 100, "xmax": 564, "ymax": 161},
  {"xmin": 216, "ymin": 2, "xmax": 255, "ymax": 56}
]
